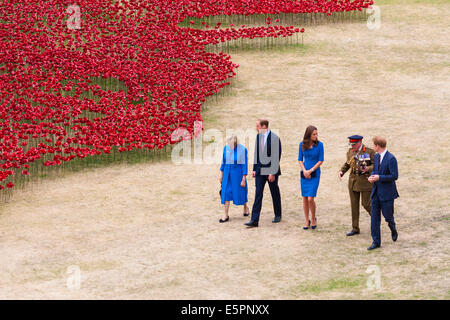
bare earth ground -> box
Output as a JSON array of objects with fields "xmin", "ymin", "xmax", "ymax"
[{"xmin": 0, "ymin": 1, "xmax": 449, "ymax": 299}]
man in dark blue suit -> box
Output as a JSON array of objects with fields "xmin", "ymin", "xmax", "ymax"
[
  {"xmin": 367, "ymin": 136, "xmax": 399, "ymax": 250},
  {"xmin": 245, "ymin": 119, "xmax": 282, "ymax": 227}
]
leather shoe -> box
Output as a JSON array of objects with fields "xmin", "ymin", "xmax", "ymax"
[
  {"xmin": 311, "ymin": 218, "xmax": 317, "ymax": 230},
  {"xmin": 244, "ymin": 221, "xmax": 258, "ymax": 228},
  {"xmin": 272, "ymin": 216, "xmax": 281, "ymax": 223},
  {"xmin": 391, "ymin": 228, "xmax": 398, "ymax": 242},
  {"xmin": 367, "ymin": 242, "xmax": 380, "ymax": 250},
  {"xmin": 346, "ymin": 230, "xmax": 360, "ymax": 236},
  {"xmin": 303, "ymin": 220, "xmax": 311, "ymax": 230}
]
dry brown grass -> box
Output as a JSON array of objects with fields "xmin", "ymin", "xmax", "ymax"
[{"xmin": 0, "ymin": 1, "xmax": 449, "ymax": 299}]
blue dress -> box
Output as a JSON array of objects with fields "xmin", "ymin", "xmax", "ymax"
[
  {"xmin": 298, "ymin": 141, "xmax": 324, "ymax": 197},
  {"xmin": 220, "ymin": 144, "xmax": 248, "ymax": 205}
]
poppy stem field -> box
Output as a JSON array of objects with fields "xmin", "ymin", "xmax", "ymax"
[{"xmin": 0, "ymin": 1, "xmax": 374, "ymax": 201}]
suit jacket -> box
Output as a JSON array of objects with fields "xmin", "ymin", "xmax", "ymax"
[
  {"xmin": 253, "ymin": 131, "xmax": 282, "ymax": 176},
  {"xmin": 371, "ymin": 151, "xmax": 399, "ymax": 201}
]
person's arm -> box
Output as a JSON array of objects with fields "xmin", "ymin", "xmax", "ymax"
[
  {"xmin": 268, "ymin": 134, "xmax": 279, "ymax": 181},
  {"xmin": 241, "ymin": 148, "xmax": 248, "ymax": 186},
  {"xmin": 299, "ymin": 161, "xmax": 306, "ymax": 172},
  {"xmin": 311, "ymin": 142, "xmax": 324, "ymax": 173},
  {"xmin": 340, "ymin": 150, "xmax": 350, "ymax": 175},
  {"xmin": 310, "ymin": 162, "xmax": 323, "ymax": 174},
  {"xmin": 242, "ymin": 148, "xmax": 248, "ymax": 176},
  {"xmin": 220, "ymin": 146, "xmax": 226, "ymax": 172},
  {"xmin": 275, "ymin": 135, "xmax": 282, "ymax": 174},
  {"xmin": 366, "ymin": 149, "xmax": 375, "ymax": 175},
  {"xmin": 298, "ymin": 143, "xmax": 306, "ymax": 171},
  {"xmin": 379, "ymin": 156, "xmax": 398, "ymax": 182},
  {"xmin": 219, "ymin": 146, "xmax": 226, "ymax": 182},
  {"xmin": 279, "ymin": 136, "xmax": 282, "ymax": 161},
  {"xmin": 371, "ymin": 154, "xmax": 380, "ymax": 176},
  {"xmin": 252, "ymin": 136, "xmax": 258, "ymax": 173}
]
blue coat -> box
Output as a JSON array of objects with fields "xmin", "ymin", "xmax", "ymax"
[
  {"xmin": 371, "ymin": 151, "xmax": 399, "ymax": 201},
  {"xmin": 220, "ymin": 144, "xmax": 248, "ymax": 205}
]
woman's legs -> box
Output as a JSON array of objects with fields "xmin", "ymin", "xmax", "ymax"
[
  {"xmin": 223, "ymin": 201, "xmax": 230, "ymax": 220},
  {"xmin": 308, "ymin": 197, "xmax": 316, "ymax": 226},
  {"xmin": 302, "ymin": 197, "xmax": 310, "ymax": 227},
  {"xmin": 223, "ymin": 202, "xmax": 248, "ymax": 219},
  {"xmin": 243, "ymin": 202, "xmax": 249, "ymax": 215}
]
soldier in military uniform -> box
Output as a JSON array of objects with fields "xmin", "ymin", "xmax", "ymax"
[{"xmin": 339, "ymin": 135, "xmax": 375, "ymax": 236}]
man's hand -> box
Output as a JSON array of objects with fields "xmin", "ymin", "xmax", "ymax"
[
  {"xmin": 252, "ymin": 171, "xmax": 256, "ymax": 178},
  {"xmin": 338, "ymin": 171, "xmax": 343, "ymax": 181},
  {"xmin": 268, "ymin": 174, "xmax": 275, "ymax": 183},
  {"xmin": 368, "ymin": 175, "xmax": 379, "ymax": 183}
]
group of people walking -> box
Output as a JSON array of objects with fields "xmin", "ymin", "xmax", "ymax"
[{"xmin": 219, "ymin": 119, "xmax": 399, "ymax": 250}]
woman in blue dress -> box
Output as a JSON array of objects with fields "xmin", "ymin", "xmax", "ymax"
[
  {"xmin": 219, "ymin": 135, "xmax": 249, "ymax": 223},
  {"xmin": 298, "ymin": 126, "xmax": 324, "ymax": 230}
]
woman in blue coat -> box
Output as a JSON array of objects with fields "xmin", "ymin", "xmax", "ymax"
[
  {"xmin": 298, "ymin": 126, "xmax": 324, "ymax": 230},
  {"xmin": 219, "ymin": 135, "xmax": 249, "ymax": 223}
]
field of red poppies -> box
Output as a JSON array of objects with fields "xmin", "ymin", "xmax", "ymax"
[{"xmin": 0, "ymin": 0, "xmax": 373, "ymax": 197}]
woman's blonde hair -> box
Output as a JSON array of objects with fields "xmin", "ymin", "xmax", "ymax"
[{"xmin": 227, "ymin": 135, "xmax": 238, "ymax": 149}]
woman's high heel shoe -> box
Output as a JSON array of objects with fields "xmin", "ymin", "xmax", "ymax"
[
  {"xmin": 219, "ymin": 216, "xmax": 230, "ymax": 223},
  {"xmin": 311, "ymin": 218, "xmax": 317, "ymax": 230},
  {"xmin": 243, "ymin": 211, "xmax": 249, "ymax": 217},
  {"xmin": 303, "ymin": 220, "xmax": 311, "ymax": 230}
]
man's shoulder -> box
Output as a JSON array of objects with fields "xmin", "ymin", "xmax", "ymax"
[
  {"xmin": 386, "ymin": 151, "xmax": 397, "ymax": 161},
  {"xmin": 364, "ymin": 146, "xmax": 375, "ymax": 154},
  {"xmin": 269, "ymin": 131, "xmax": 280, "ymax": 140}
]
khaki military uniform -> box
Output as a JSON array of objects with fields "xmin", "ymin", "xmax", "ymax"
[{"xmin": 340, "ymin": 145, "xmax": 375, "ymax": 233}]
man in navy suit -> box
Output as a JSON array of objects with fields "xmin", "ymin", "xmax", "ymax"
[
  {"xmin": 367, "ymin": 136, "xmax": 399, "ymax": 250},
  {"xmin": 245, "ymin": 119, "xmax": 282, "ymax": 227}
]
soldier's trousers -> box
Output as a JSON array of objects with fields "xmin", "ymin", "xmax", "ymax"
[{"xmin": 349, "ymin": 190, "xmax": 371, "ymax": 233}]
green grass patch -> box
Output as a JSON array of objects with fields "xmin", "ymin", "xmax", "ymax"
[
  {"xmin": 372, "ymin": 292, "xmax": 397, "ymax": 299},
  {"xmin": 294, "ymin": 276, "xmax": 366, "ymax": 294}
]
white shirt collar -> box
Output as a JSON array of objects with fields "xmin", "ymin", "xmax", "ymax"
[
  {"xmin": 380, "ymin": 149, "xmax": 388, "ymax": 163},
  {"xmin": 263, "ymin": 129, "xmax": 270, "ymax": 143}
]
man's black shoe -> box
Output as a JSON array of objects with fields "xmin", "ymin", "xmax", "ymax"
[
  {"xmin": 391, "ymin": 228, "xmax": 398, "ymax": 242},
  {"xmin": 272, "ymin": 216, "xmax": 281, "ymax": 223},
  {"xmin": 244, "ymin": 221, "xmax": 259, "ymax": 228},
  {"xmin": 367, "ymin": 242, "xmax": 381, "ymax": 250}
]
